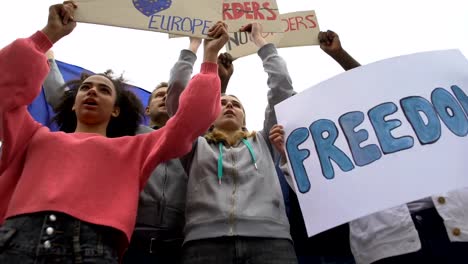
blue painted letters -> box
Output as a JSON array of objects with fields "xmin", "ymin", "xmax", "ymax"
[
  {"xmin": 400, "ymin": 96, "xmax": 441, "ymax": 144},
  {"xmin": 285, "ymin": 85, "xmax": 467, "ymax": 192},
  {"xmin": 339, "ymin": 111, "xmax": 382, "ymax": 166},
  {"xmin": 431, "ymin": 88, "xmax": 468, "ymax": 137},
  {"xmin": 310, "ymin": 119, "xmax": 355, "ymax": 180},
  {"xmin": 286, "ymin": 128, "xmax": 311, "ymax": 193},
  {"xmin": 368, "ymin": 102, "xmax": 414, "ymax": 154}
]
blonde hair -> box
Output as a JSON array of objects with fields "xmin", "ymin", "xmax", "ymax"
[{"xmin": 204, "ymin": 127, "xmax": 256, "ymax": 146}]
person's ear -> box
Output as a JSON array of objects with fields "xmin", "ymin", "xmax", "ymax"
[
  {"xmin": 112, "ymin": 106, "xmax": 120, "ymax": 117},
  {"xmin": 145, "ymin": 106, "xmax": 150, "ymax": 116}
]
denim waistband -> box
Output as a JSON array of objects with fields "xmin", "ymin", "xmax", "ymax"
[{"xmin": 1, "ymin": 212, "xmax": 120, "ymax": 263}]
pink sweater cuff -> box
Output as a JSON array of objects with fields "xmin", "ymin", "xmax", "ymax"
[
  {"xmin": 200, "ymin": 62, "xmax": 218, "ymax": 74},
  {"xmin": 30, "ymin": 31, "xmax": 53, "ymax": 53}
]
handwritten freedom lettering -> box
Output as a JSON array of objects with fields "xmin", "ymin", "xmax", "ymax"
[{"xmin": 287, "ymin": 85, "xmax": 468, "ymax": 193}]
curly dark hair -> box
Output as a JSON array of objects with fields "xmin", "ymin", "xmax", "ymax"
[{"xmin": 51, "ymin": 71, "xmax": 144, "ymax": 137}]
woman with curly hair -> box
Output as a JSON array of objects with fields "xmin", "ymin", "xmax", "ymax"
[
  {"xmin": 51, "ymin": 70, "xmax": 144, "ymax": 137},
  {"xmin": 0, "ymin": 2, "xmax": 226, "ymax": 263}
]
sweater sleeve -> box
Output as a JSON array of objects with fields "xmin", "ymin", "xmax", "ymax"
[
  {"xmin": 278, "ymin": 159, "xmax": 296, "ymax": 193},
  {"xmin": 258, "ymin": 44, "xmax": 295, "ymax": 149},
  {"xmin": 166, "ymin": 49, "xmax": 197, "ymax": 117},
  {"xmin": 0, "ymin": 31, "xmax": 52, "ymax": 175},
  {"xmin": 136, "ymin": 62, "xmax": 221, "ymax": 186},
  {"xmin": 43, "ymin": 58, "xmax": 68, "ymax": 109}
]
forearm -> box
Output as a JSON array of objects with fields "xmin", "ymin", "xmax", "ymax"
[
  {"xmin": 220, "ymin": 77, "xmax": 230, "ymax": 94},
  {"xmin": 0, "ymin": 31, "xmax": 52, "ymax": 111},
  {"xmin": 171, "ymin": 62, "xmax": 221, "ymax": 137},
  {"xmin": 167, "ymin": 49, "xmax": 197, "ymax": 116},
  {"xmin": 140, "ymin": 63, "xmax": 221, "ymax": 180},
  {"xmin": 0, "ymin": 31, "xmax": 49, "ymax": 175},
  {"xmin": 259, "ymin": 44, "xmax": 294, "ymax": 105},
  {"xmin": 329, "ymin": 49, "xmax": 361, "ymax": 71},
  {"xmin": 258, "ymin": 44, "xmax": 295, "ymax": 137}
]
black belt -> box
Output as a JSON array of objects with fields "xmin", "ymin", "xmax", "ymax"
[{"xmin": 129, "ymin": 229, "xmax": 183, "ymax": 254}]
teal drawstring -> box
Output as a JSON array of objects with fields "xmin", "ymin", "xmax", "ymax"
[
  {"xmin": 242, "ymin": 139, "xmax": 258, "ymax": 170},
  {"xmin": 217, "ymin": 139, "xmax": 258, "ymax": 185},
  {"xmin": 217, "ymin": 143, "xmax": 224, "ymax": 185}
]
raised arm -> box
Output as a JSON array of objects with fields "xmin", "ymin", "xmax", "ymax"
[
  {"xmin": 217, "ymin": 52, "xmax": 234, "ymax": 93},
  {"xmin": 167, "ymin": 40, "xmax": 235, "ymax": 116},
  {"xmin": 240, "ymin": 23, "xmax": 295, "ymax": 141},
  {"xmin": 137, "ymin": 22, "xmax": 229, "ymax": 184},
  {"xmin": 166, "ymin": 37, "xmax": 201, "ymax": 117},
  {"xmin": 0, "ymin": 3, "xmax": 77, "ymax": 174},
  {"xmin": 318, "ymin": 30, "xmax": 361, "ymax": 71},
  {"xmin": 43, "ymin": 50, "xmax": 68, "ymax": 109}
]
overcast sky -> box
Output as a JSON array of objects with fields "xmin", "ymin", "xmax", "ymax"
[{"xmin": 1, "ymin": 0, "xmax": 467, "ymax": 131}]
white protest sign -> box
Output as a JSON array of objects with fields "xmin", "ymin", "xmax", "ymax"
[
  {"xmin": 222, "ymin": 0, "xmax": 282, "ymax": 33},
  {"xmin": 74, "ymin": 0, "xmax": 222, "ymax": 38},
  {"xmin": 275, "ymin": 50, "xmax": 468, "ymax": 237},
  {"xmin": 226, "ymin": 11, "xmax": 320, "ymax": 59}
]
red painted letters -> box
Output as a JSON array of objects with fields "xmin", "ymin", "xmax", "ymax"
[
  {"xmin": 283, "ymin": 15, "xmax": 317, "ymax": 32},
  {"xmin": 223, "ymin": 1, "xmax": 278, "ymax": 21}
]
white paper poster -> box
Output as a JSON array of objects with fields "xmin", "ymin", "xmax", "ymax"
[{"xmin": 275, "ymin": 50, "xmax": 468, "ymax": 237}]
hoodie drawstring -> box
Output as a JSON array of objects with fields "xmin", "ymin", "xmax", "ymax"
[
  {"xmin": 218, "ymin": 143, "xmax": 224, "ymax": 185},
  {"xmin": 217, "ymin": 140, "xmax": 257, "ymax": 185},
  {"xmin": 241, "ymin": 139, "xmax": 258, "ymax": 170}
]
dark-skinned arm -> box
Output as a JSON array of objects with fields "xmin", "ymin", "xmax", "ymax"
[{"xmin": 318, "ymin": 30, "xmax": 361, "ymax": 71}]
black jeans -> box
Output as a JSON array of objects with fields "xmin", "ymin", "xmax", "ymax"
[
  {"xmin": 374, "ymin": 207, "xmax": 468, "ymax": 264},
  {"xmin": 122, "ymin": 240, "xmax": 182, "ymax": 264},
  {"xmin": 287, "ymin": 185, "xmax": 355, "ymax": 264},
  {"xmin": 182, "ymin": 237, "xmax": 298, "ymax": 264},
  {"xmin": 122, "ymin": 228, "xmax": 183, "ymax": 264},
  {"xmin": 0, "ymin": 212, "xmax": 119, "ymax": 264}
]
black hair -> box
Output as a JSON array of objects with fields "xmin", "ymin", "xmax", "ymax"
[{"xmin": 51, "ymin": 71, "xmax": 144, "ymax": 137}]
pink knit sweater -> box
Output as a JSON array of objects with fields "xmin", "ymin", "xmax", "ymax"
[{"xmin": 0, "ymin": 31, "xmax": 221, "ymax": 244}]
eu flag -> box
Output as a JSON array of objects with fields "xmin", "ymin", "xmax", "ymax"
[{"xmin": 28, "ymin": 60, "xmax": 151, "ymax": 131}]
